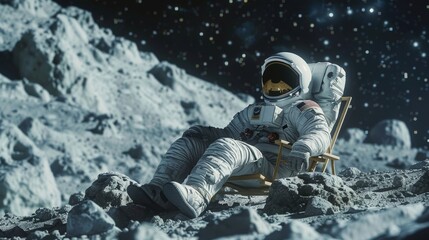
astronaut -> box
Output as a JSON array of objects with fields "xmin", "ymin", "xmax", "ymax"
[{"xmin": 128, "ymin": 52, "xmax": 331, "ymax": 218}]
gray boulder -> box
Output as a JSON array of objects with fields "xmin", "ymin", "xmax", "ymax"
[
  {"xmin": 392, "ymin": 175, "xmax": 406, "ymax": 188},
  {"xmin": 0, "ymin": 120, "xmax": 60, "ymax": 216},
  {"xmin": 198, "ymin": 208, "xmax": 271, "ymax": 239},
  {"xmin": 305, "ymin": 196, "xmax": 335, "ymax": 216},
  {"xmin": 264, "ymin": 172, "xmax": 357, "ymax": 214},
  {"xmin": 0, "ymin": 75, "xmax": 50, "ymax": 101},
  {"xmin": 12, "ymin": 8, "xmax": 111, "ymax": 113},
  {"xmin": 411, "ymin": 170, "xmax": 429, "ymax": 194},
  {"xmin": 84, "ymin": 172, "xmax": 138, "ymax": 210},
  {"xmin": 266, "ymin": 220, "xmax": 325, "ymax": 240},
  {"xmin": 18, "ymin": 117, "xmax": 53, "ymax": 146},
  {"xmin": 341, "ymin": 128, "xmax": 367, "ymax": 143},
  {"xmin": 339, "ymin": 167, "xmax": 362, "ymax": 178},
  {"xmin": 325, "ymin": 203, "xmax": 426, "ymax": 240},
  {"xmin": 409, "ymin": 160, "xmax": 429, "ymax": 170},
  {"xmin": 367, "ymin": 119, "xmax": 411, "ymax": 148},
  {"xmin": 66, "ymin": 200, "xmax": 116, "ymax": 237},
  {"xmin": 148, "ymin": 61, "xmax": 186, "ymax": 90},
  {"xmin": 0, "ymin": 0, "xmax": 59, "ymax": 17},
  {"xmin": 118, "ymin": 223, "xmax": 169, "ymax": 240}
]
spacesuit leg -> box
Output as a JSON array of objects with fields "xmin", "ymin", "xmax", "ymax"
[
  {"xmin": 149, "ymin": 136, "xmax": 210, "ymax": 188},
  {"xmin": 256, "ymin": 152, "xmax": 300, "ymax": 179},
  {"xmin": 225, "ymin": 151, "xmax": 298, "ymax": 179},
  {"xmin": 162, "ymin": 137, "xmax": 265, "ymax": 218},
  {"xmin": 128, "ymin": 135, "xmax": 211, "ymax": 211},
  {"xmin": 185, "ymin": 138, "xmax": 265, "ymax": 196}
]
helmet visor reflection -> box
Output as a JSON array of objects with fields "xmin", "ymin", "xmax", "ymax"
[{"xmin": 262, "ymin": 61, "xmax": 300, "ymax": 97}]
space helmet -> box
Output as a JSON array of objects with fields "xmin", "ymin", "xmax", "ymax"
[{"xmin": 261, "ymin": 52, "xmax": 312, "ymax": 107}]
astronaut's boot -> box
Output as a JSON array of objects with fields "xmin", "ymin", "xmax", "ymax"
[
  {"xmin": 127, "ymin": 183, "xmax": 176, "ymax": 211},
  {"xmin": 162, "ymin": 181, "xmax": 209, "ymax": 218}
]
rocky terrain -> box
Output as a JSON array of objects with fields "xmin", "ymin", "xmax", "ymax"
[{"xmin": 0, "ymin": 1, "xmax": 428, "ymax": 239}]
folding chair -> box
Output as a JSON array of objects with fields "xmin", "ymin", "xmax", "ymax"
[{"xmin": 221, "ymin": 96, "xmax": 352, "ymax": 196}]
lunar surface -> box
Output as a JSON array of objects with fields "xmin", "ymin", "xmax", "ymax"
[{"xmin": 0, "ymin": 1, "xmax": 428, "ymax": 239}]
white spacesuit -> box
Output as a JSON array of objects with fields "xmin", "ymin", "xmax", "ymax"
[{"xmin": 128, "ymin": 52, "xmax": 333, "ymax": 218}]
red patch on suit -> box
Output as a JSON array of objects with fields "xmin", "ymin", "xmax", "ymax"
[{"xmin": 296, "ymin": 100, "xmax": 320, "ymax": 111}]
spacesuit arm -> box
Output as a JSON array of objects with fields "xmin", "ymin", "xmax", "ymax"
[
  {"xmin": 182, "ymin": 125, "xmax": 233, "ymax": 142},
  {"xmin": 289, "ymin": 102, "xmax": 331, "ymax": 156},
  {"xmin": 182, "ymin": 104, "xmax": 253, "ymax": 142}
]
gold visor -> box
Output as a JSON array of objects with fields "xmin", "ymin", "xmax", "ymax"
[
  {"xmin": 262, "ymin": 80, "xmax": 293, "ymax": 96},
  {"xmin": 262, "ymin": 61, "xmax": 300, "ymax": 97}
]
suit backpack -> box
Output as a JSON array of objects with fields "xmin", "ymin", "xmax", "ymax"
[{"xmin": 308, "ymin": 62, "xmax": 347, "ymax": 130}]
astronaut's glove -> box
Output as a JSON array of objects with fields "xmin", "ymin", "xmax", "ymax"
[{"xmin": 287, "ymin": 151, "xmax": 310, "ymax": 172}]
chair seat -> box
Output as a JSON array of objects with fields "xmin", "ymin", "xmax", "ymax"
[{"xmin": 227, "ymin": 173, "xmax": 272, "ymax": 187}]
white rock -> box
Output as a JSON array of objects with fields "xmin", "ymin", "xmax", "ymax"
[
  {"xmin": 198, "ymin": 208, "xmax": 271, "ymax": 238},
  {"xmin": 330, "ymin": 203, "xmax": 426, "ymax": 240},
  {"xmin": 118, "ymin": 223, "xmax": 170, "ymax": 240},
  {"xmin": 341, "ymin": 128, "xmax": 367, "ymax": 143},
  {"xmin": 0, "ymin": 120, "xmax": 60, "ymax": 216},
  {"xmin": 392, "ymin": 175, "xmax": 405, "ymax": 188},
  {"xmin": 66, "ymin": 200, "xmax": 116, "ymax": 237},
  {"xmin": 266, "ymin": 220, "xmax": 323, "ymax": 240},
  {"xmin": 84, "ymin": 172, "xmax": 138, "ymax": 210},
  {"xmin": 368, "ymin": 119, "xmax": 411, "ymax": 148},
  {"xmin": 339, "ymin": 167, "xmax": 362, "ymax": 178},
  {"xmin": 305, "ymin": 196, "xmax": 335, "ymax": 216}
]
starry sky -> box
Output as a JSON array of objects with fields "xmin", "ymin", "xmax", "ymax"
[{"xmin": 54, "ymin": 0, "xmax": 428, "ymax": 148}]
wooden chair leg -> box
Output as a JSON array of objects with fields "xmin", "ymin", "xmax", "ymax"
[
  {"xmin": 321, "ymin": 159, "xmax": 330, "ymax": 173},
  {"xmin": 308, "ymin": 159, "xmax": 318, "ymax": 172},
  {"xmin": 273, "ymin": 144, "xmax": 284, "ymax": 180},
  {"xmin": 331, "ymin": 160, "xmax": 336, "ymax": 175}
]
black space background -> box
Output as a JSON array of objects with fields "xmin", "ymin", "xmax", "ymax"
[{"xmin": 53, "ymin": 0, "xmax": 429, "ymax": 148}]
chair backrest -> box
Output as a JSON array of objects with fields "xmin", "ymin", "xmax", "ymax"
[{"xmin": 327, "ymin": 96, "xmax": 352, "ymax": 153}]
